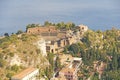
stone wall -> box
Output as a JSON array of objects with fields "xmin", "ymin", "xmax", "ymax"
[
  {"xmin": 27, "ymin": 26, "xmax": 59, "ymax": 36},
  {"xmin": 27, "ymin": 26, "xmax": 78, "ymax": 54},
  {"xmin": 46, "ymin": 36, "xmax": 76, "ymax": 54}
]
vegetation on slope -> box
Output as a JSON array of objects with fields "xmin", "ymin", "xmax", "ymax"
[
  {"xmin": 0, "ymin": 21, "xmax": 120, "ymax": 80},
  {"xmin": 64, "ymin": 28, "xmax": 120, "ymax": 80},
  {"xmin": 0, "ymin": 33, "xmax": 49, "ymax": 80}
]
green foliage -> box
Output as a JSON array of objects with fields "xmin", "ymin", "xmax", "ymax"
[
  {"xmin": 26, "ymin": 24, "xmax": 40, "ymax": 29},
  {"xmin": 0, "ymin": 59, "xmax": 6, "ymax": 67},
  {"xmin": 4, "ymin": 33, "xmax": 9, "ymax": 37},
  {"xmin": 11, "ymin": 65, "xmax": 20, "ymax": 72},
  {"xmin": 9, "ymin": 52, "xmax": 14, "ymax": 57},
  {"xmin": 6, "ymin": 72, "xmax": 14, "ymax": 78},
  {"xmin": 44, "ymin": 21, "xmax": 54, "ymax": 26},
  {"xmin": 63, "ymin": 45, "xmax": 69, "ymax": 54},
  {"xmin": 0, "ymin": 31, "xmax": 41, "ymax": 79},
  {"xmin": 68, "ymin": 43, "xmax": 80, "ymax": 56},
  {"xmin": 102, "ymin": 70, "xmax": 120, "ymax": 80},
  {"xmin": 55, "ymin": 56, "xmax": 61, "ymax": 69},
  {"xmin": 10, "ymin": 34, "xmax": 18, "ymax": 42},
  {"xmin": 20, "ymin": 34, "xmax": 37, "ymax": 42},
  {"xmin": 0, "ymin": 38, "xmax": 10, "ymax": 48},
  {"xmin": 0, "ymin": 22, "xmax": 119, "ymax": 79},
  {"xmin": 26, "ymin": 21, "xmax": 76, "ymax": 30},
  {"xmin": 21, "ymin": 34, "xmax": 29, "ymax": 41},
  {"xmin": 44, "ymin": 66, "xmax": 53, "ymax": 80},
  {"xmin": 0, "ymin": 34, "xmax": 18, "ymax": 48},
  {"xmin": 47, "ymin": 53, "xmax": 54, "ymax": 67},
  {"xmin": 56, "ymin": 22, "xmax": 75, "ymax": 30},
  {"xmin": 16, "ymin": 30, "xmax": 23, "ymax": 35},
  {"xmin": 64, "ymin": 28, "xmax": 120, "ymax": 79},
  {"xmin": 45, "ymin": 53, "xmax": 54, "ymax": 79},
  {"xmin": 0, "ymin": 53, "xmax": 4, "ymax": 59},
  {"xmin": 91, "ymin": 73, "xmax": 99, "ymax": 80}
]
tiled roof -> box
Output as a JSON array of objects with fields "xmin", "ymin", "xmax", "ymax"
[
  {"xmin": 12, "ymin": 67, "xmax": 38, "ymax": 79},
  {"xmin": 60, "ymin": 67, "xmax": 75, "ymax": 73}
]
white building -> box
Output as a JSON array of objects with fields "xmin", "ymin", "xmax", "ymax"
[
  {"xmin": 36, "ymin": 38, "xmax": 47, "ymax": 56},
  {"xmin": 78, "ymin": 24, "xmax": 88, "ymax": 32},
  {"xmin": 11, "ymin": 67, "xmax": 39, "ymax": 80}
]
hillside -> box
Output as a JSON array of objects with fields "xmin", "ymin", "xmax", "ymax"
[
  {"xmin": 64, "ymin": 28, "xmax": 120, "ymax": 80},
  {"xmin": 0, "ymin": 34, "xmax": 49, "ymax": 80},
  {"xmin": 0, "ymin": 24, "xmax": 120, "ymax": 80}
]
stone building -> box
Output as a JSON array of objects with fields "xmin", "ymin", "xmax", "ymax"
[
  {"xmin": 77, "ymin": 24, "xmax": 88, "ymax": 32},
  {"xmin": 46, "ymin": 36, "xmax": 76, "ymax": 54},
  {"xmin": 77, "ymin": 24, "xmax": 88, "ymax": 35},
  {"xmin": 26, "ymin": 26, "xmax": 79, "ymax": 54},
  {"xmin": 46, "ymin": 39, "xmax": 65, "ymax": 54},
  {"xmin": 27, "ymin": 26, "xmax": 59, "ymax": 36}
]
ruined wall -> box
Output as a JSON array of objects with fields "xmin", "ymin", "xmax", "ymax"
[
  {"xmin": 27, "ymin": 26, "xmax": 77, "ymax": 54},
  {"xmin": 27, "ymin": 26, "xmax": 59, "ymax": 36}
]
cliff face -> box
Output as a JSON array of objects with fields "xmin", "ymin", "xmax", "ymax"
[{"xmin": 0, "ymin": 34, "xmax": 49, "ymax": 80}]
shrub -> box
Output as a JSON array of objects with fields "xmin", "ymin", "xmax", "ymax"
[
  {"xmin": 9, "ymin": 52, "xmax": 14, "ymax": 57},
  {"xmin": 11, "ymin": 65, "xmax": 20, "ymax": 72}
]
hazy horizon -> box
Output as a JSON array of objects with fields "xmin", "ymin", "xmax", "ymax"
[{"xmin": 0, "ymin": 0, "xmax": 120, "ymax": 35}]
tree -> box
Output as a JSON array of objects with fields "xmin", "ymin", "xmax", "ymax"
[
  {"xmin": 11, "ymin": 65, "xmax": 20, "ymax": 72},
  {"xmin": 16, "ymin": 30, "xmax": 23, "ymax": 35},
  {"xmin": 112, "ymin": 53, "xmax": 118, "ymax": 70},
  {"xmin": 55, "ymin": 56, "xmax": 61, "ymax": 69},
  {"xmin": 44, "ymin": 66, "xmax": 53, "ymax": 80},
  {"xmin": 68, "ymin": 44, "xmax": 80, "ymax": 56},
  {"xmin": 91, "ymin": 73, "xmax": 99, "ymax": 80},
  {"xmin": 44, "ymin": 53, "xmax": 55, "ymax": 79},
  {"xmin": 47, "ymin": 53, "xmax": 54, "ymax": 67},
  {"xmin": 44, "ymin": 21, "xmax": 52, "ymax": 26},
  {"xmin": 9, "ymin": 52, "xmax": 14, "ymax": 57},
  {"xmin": 26, "ymin": 24, "xmax": 40, "ymax": 30},
  {"xmin": 56, "ymin": 22, "xmax": 65, "ymax": 29},
  {"xmin": 6, "ymin": 72, "xmax": 14, "ymax": 78},
  {"xmin": 4, "ymin": 33, "xmax": 9, "ymax": 37},
  {"xmin": 66, "ymin": 22, "xmax": 75, "ymax": 30}
]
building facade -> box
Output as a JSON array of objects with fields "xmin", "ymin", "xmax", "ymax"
[
  {"xmin": 77, "ymin": 24, "xmax": 88, "ymax": 35},
  {"xmin": 59, "ymin": 68, "xmax": 77, "ymax": 80},
  {"xmin": 36, "ymin": 39, "xmax": 47, "ymax": 56},
  {"xmin": 26, "ymin": 26, "xmax": 83, "ymax": 54},
  {"xmin": 46, "ymin": 36, "xmax": 76, "ymax": 54},
  {"xmin": 58, "ymin": 58, "xmax": 82, "ymax": 80}
]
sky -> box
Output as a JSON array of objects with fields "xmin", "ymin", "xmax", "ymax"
[{"xmin": 0, "ymin": 0, "xmax": 120, "ymax": 35}]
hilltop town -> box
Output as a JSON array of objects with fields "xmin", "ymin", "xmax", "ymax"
[
  {"xmin": 0, "ymin": 22, "xmax": 120, "ymax": 80},
  {"xmin": 26, "ymin": 24, "xmax": 88, "ymax": 55}
]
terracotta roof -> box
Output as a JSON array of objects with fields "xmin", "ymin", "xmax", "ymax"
[
  {"xmin": 60, "ymin": 67, "xmax": 75, "ymax": 73},
  {"xmin": 12, "ymin": 67, "xmax": 38, "ymax": 79}
]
